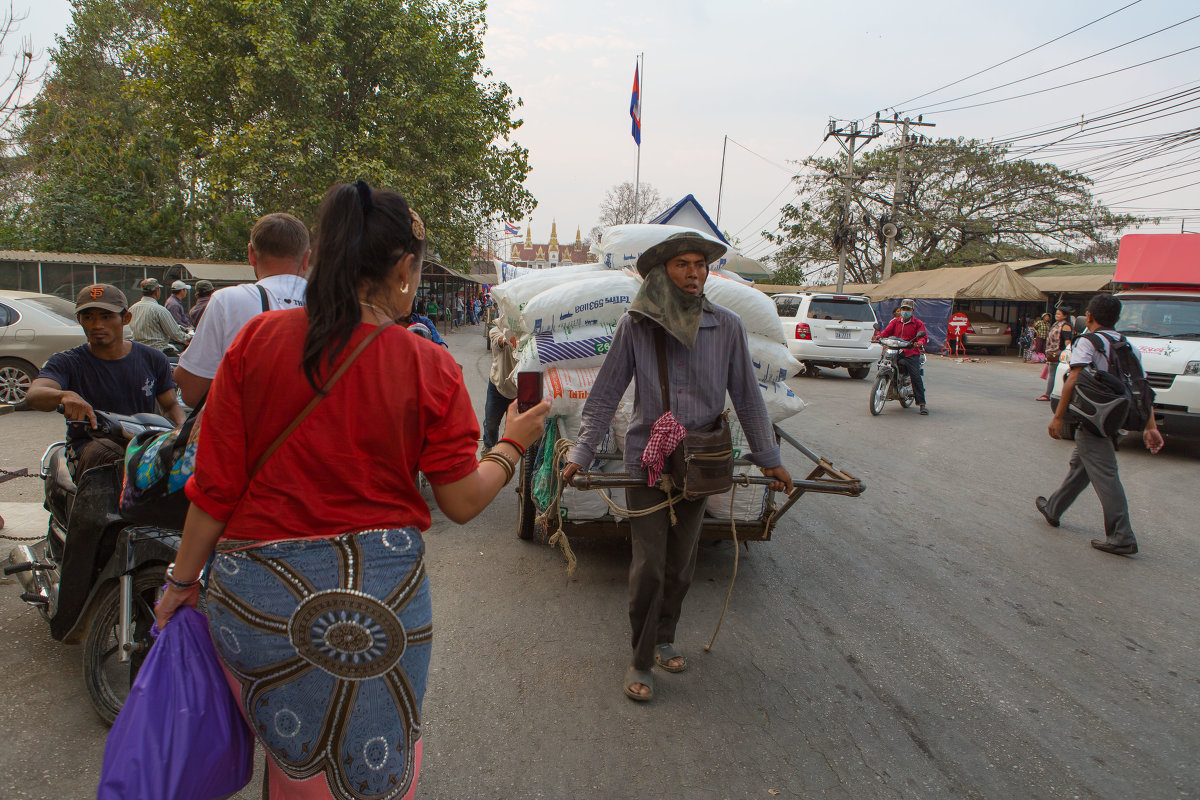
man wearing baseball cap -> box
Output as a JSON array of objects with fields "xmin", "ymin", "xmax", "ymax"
[
  {"xmin": 560, "ymin": 230, "xmax": 793, "ymax": 703},
  {"xmin": 129, "ymin": 277, "xmax": 190, "ymax": 355},
  {"xmin": 188, "ymin": 280, "xmax": 215, "ymax": 327},
  {"xmin": 877, "ymin": 298, "xmax": 930, "ymax": 414},
  {"xmin": 165, "ymin": 279, "xmax": 192, "ymax": 329},
  {"xmin": 26, "ymin": 284, "xmax": 185, "ymax": 474}
]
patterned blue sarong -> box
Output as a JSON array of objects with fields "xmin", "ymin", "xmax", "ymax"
[{"xmin": 206, "ymin": 528, "xmax": 431, "ymax": 800}]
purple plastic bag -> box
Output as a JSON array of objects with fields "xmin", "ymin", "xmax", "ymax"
[{"xmin": 97, "ymin": 606, "xmax": 254, "ymax": 800}]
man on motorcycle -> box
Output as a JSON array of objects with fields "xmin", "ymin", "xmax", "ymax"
[
  {"xmin": 128, "ymin": 278, "xmax": 190, "ymax": 356},
  {"xmin": 878, "ymin": 298, "xmax": 930, "ymax": 415},
  {"xmin": 25, "ymin": 284, "xmax": 186, "ymax": 474}
]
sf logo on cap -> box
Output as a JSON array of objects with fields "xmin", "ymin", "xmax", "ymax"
[{"xmin": 90, "ymin": 286, "xmax": 104, "ymax": 299}]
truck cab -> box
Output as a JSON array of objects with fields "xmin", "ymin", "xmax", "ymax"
[{"xmin": 1063, "ymin": 234, "xmax": 1200, "ymax": 437}]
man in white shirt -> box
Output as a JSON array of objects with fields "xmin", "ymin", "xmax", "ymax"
[
  {"xmin": 1040, "ymin": 294, "xmax": 1163, "ymax": 556},
  {"xmin": 175, "ymin": 213, "xmax": 310, "ymax": 406}
]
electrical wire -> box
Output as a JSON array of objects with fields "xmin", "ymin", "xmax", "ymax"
[
  {"xmin": 904, "ymin": 12, "xmax": 1200, "ymax": 115},
  {"xmin": 882, "ymin": 0, "xmax": 1145, "ymax": 114},
  {"xmin": 917, "ymin": 43, "xmax": 1200, "ymax": 115}
]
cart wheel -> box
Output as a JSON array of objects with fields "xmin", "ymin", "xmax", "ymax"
[{"xmin": 516, "ymin": 448, "xmax": 537, "ymax": 540}]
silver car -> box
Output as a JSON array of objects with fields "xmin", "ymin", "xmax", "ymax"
[{"xmin": 0, "ymin": 291, "xmax": 87, "ymax": 404}]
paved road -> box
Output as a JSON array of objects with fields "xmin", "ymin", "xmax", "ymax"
[{"xmin": 0, "ymin": 330, "xmax": 1196, "ymax": 799}]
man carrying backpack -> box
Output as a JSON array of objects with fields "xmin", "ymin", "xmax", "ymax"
[{"xmin": 1038, "ymin": 295, "xmax": 1163, "ymax": 556}]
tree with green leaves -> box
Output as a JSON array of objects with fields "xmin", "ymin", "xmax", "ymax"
[
  {"xmin": 8, "ymin": 0, "xmax": 534, "ymax": 266},
  {"xmin": 765, "ymin": 137, "xmax": 1140, "ymax": 284}
]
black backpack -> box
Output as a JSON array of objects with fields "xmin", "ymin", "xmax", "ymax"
[{"xmin": 1076, "ymin": 332, "xmax": 1156, "ymax": 434}]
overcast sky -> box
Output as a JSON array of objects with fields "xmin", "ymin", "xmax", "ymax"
[{"xmin": 21, "ymin": 0, "xmax": 1200, "ymax": 261}]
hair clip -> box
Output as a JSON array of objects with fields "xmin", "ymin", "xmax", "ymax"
[
  {"xmin": 410, "ymin": 208, "xmax": 426, "ymax": 241},
  {"xmin": 355, "ymin": 179, "xmax": 373, "ymax": 213}
]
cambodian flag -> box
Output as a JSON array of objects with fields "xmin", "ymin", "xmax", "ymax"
[
  {"xmin": 630, "ymin": 63, "xmax": 641, "ymax": 146},
  {"xmin": 504, "ymin": 222, "xmax": 519, "ymax": 236}
]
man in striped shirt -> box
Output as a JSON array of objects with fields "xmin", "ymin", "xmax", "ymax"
[{"xmin": 564, "ymin": 231, "xmax": 793, "ymax": 703}]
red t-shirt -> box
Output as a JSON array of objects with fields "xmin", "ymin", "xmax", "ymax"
[
  {"xmin": 185, "ymin": 309, "xmax": 479, "ymax": 540},
  {"xmin": 879, "ymin": 317, "xmax": 928, "ymax": 357}
]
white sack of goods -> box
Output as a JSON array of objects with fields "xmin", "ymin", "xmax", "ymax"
[
  {"xmin": 703, "ymin": 272, "xmax": 786, "ymax": 343},
  {"xmin": 495, "ymin": 260, "xmax": 534, "ymax": 283},
  {"xmin": 490, "ymin": 262, "xmax": 609, "ymax": 332},
  {"xmin": 514, "ymin": 324, "xmax": 617, "ymax": 372},
  {"xmin": 747, "ymin": 335, "xmax": 802, "ymax": 383},
  {"xmin": 520, "ymin": 274, "xmax": 640, "ymax": 335},
  {"xmin": 596, "ymin": 224, "xmax": 729, "ymax": 269},
  {"xmin": 759, "ymin": 380, "xmax": 806, "ymax": 422},
  {"xmin": 541, "ymin": 365, "xmax": 601, "ymax": 416}
]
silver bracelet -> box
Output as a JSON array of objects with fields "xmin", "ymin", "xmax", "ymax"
[{"xmin": 165, "ymin": 562, "xmax": 202, "ymax": 589}]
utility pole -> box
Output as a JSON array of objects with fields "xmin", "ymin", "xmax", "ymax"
[
  {"xmin": 824, "ymin": 118, "xmax": 882, "ymax": 292},
  {"xmin": 877, "ymin": 113, "xmax": 935, "ymax": 281},
  {"xmin": 715, "ymin": 134, "xmax": 728, "ymax": 227}
]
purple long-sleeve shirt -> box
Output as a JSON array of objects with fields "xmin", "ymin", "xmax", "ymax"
[{"xmin": 568, "ymin": 303, "xmax": 781, "ymax": 477}]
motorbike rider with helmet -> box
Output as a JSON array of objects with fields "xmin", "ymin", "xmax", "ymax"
[{"xmin": 877, "ymin": 298, "xmax": 930, "ymax": 415}]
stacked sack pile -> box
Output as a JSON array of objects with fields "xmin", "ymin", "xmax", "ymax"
[{"xmin": 489, "ymin": 224, "xmax": 806, "ymax": 524}]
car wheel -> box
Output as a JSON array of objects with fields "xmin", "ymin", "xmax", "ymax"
[
  {"xmin": 847, "ymin": 366, "xmax": 870, "ymax": 380},
  {"xmin": 0, "ymin": 358, "xmax": 37, "ymax": 405}
]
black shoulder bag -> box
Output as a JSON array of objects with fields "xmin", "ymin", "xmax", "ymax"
[{"xmin": 654, "ymin": 326, "xmax": 734, "ymax": 500}]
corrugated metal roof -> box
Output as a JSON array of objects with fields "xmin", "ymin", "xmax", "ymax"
[{"xmin": 0, "ymin": 249, "xmax": 246, "ymax": 269}]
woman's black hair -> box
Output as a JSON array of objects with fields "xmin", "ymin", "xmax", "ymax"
[{"xmin": 302, "ymin": 181, "xmax": 427, "ymax": 391}]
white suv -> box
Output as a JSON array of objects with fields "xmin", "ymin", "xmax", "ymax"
[{"xmin": 773, "ymin": 292, "xmax": 882, "ymax": 379}]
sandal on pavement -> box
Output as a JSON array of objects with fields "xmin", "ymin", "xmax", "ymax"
[
  {"xmin": 654, "ymin": 643, "xmax": 687, "ymax": 673},
  {"xmin": 1036, "ymin": 394, "xmax": 1050, "ymax": 401},
  {"xmin": 624, "ymin": 667, "xmax": 654, "ymax": 702}
]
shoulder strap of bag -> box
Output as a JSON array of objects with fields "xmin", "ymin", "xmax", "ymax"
[
  {"xmin": 654, "ymin": 326, "xmax": 671, "ymax": 413},
  {"xmin": 256, "ymin": 284, "xmax": 270, "ymax": 312},
  {"xmin": 249, "ymin": 320, "xmax": 394, "ymax": 479}
]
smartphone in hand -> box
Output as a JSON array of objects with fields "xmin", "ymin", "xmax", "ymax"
[{"xmin": 517, "ymin": 371, "xmax": 543, "ymax": 413}]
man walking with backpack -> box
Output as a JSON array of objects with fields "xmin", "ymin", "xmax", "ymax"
[{"xmin": 1038, "ymin": 295, "xmax": 1163, "ymax": 556}]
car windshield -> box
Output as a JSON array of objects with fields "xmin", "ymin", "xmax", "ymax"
[
  {"xmin": 1115, "ymin": 297, "xmax": 1200, "ymax": 339},
  {"xmin": 806, "ymin": 297, "xmax": 875, "ymax": 322}
]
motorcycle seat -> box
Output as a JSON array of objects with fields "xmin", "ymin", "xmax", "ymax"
[{"xmin": 47, "ymin": 446, "xmax": 76, "ymax": 497}]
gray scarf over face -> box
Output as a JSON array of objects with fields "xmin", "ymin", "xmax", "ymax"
[{"xmin": 627, "ymin": 264, "xmax": 713, "ymax": 349}]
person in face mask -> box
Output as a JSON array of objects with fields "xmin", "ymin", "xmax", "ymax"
[
  {"xmin": 560, "ymin": 231, "xmax": 794, "ymax": 703},
  {"xmin": 878, "ymin": 298, "xmax": 930, "ymax": 414}
]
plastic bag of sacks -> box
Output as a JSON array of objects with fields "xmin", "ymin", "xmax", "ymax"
[
  {"xmin": 554, "ymin": 416, "xmax": 620, "ymax": 521},
  {"xmin": 706, "ymin": 382, "xmax": 806, "ymax": 521},
  {"xmin": 594, "ymin": 224, "xmax": 729, "ymax": 269},
  {"xmin": 520, "ymin": 273, "xmax": 640, "ymax": 335},
  {"xmin": 490, "ymin": 262, "xmax": 609, "ymax": 332},
  {"xmin": 540, "ymin": 365, "xmax": 601, "ymax": 417}
]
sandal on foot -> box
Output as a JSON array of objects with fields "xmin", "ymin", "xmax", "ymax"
[
  {"xmin": 623, "ymin": 667, "xmax": 654, "ymax": 702},
  {"xmin": 654, "ymin": 643, "xmax": 687, "ymax": 673},
  {"xmin": 1036, "ymin": 394, "xmax": 1050, "ymax": 401}
]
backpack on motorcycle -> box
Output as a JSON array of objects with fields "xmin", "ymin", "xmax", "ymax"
[
  {"xmin": 119, "ymin": 399, "xmax": 202, "ymax": 530},
  {"xmin": 1068, "ymin": 332, "xmax": 1155, "ymax": 437}
]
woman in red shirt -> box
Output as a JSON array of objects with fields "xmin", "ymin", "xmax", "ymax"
[{"xmin": 155, "ymin": 181, "xmax": 549, "ymax": 800}]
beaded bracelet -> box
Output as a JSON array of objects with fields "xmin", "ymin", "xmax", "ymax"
[
  {"xmin": 498, "ymin": 438, "xmax": 526, "ymax": 458},
  {"xmin": 165, "ymin": 562, "xmax": 202, "ymax": 590}
]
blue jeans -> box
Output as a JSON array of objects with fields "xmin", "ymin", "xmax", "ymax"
[
  {"xmin": 898, "ymin": 354, "xmax": 926, "ymax": 406},
  {"xmin": 483, "ymin": 382, "xmax": 511, "ymax": 448}
]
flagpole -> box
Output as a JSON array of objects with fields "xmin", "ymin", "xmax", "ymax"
[{"xmin": 634, "ymin": 52, "xmax": 642, "ymax": 219}]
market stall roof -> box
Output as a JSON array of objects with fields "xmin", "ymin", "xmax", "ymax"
[
  {"xmin": 180, "ymin": 263, "xmax": 256, "ymax": 282},
  {"xmin": 871, "ymin": 263, "xmax": 1045, "ymax": 302},
  {"xmin": 752, "ymin": 283, "xmax": 877, "ymax": 295},
  {"xmin": 1114, "ymin": 234, "xmax": 1200, "ymax": 285},
  {"xmin": 1021, "ymin": 263, "xmax": 1115, "ymax": 293}
]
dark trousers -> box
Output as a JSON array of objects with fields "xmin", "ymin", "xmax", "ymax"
[
  {"xmin": 482, "ymin": 382, "xmax": 511, "ymax": 449},
  {"xmin": 899, "ymin": 354, "xmax": 926, "ymax": 406},
  {"xmin": 625, "ymin": 485, "xmax": 708, "ymax": 670},
  {"xmin": 69, "ymin": 439, "xmax": 125, "ymax": 478},
  {"xmin": 1044, "ymin": 426, "xmax": 1136, "ymax": 547}
]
